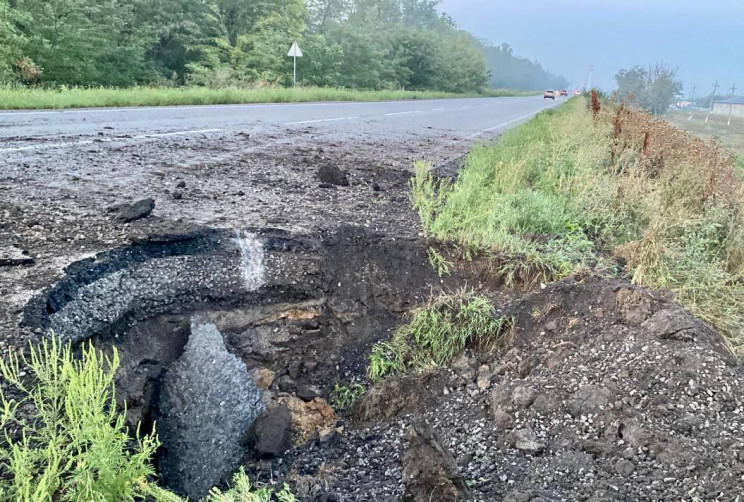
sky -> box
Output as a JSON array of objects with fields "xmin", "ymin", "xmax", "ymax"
[{"xmin": 439, "ymin": 0, "xmax": 744, "ymax": 96}]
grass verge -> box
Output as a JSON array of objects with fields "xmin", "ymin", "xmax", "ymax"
[
  {"xmin": 0, "ymin": 86, "xmax": 535, "ymax": 110},
  {"xmin": 0, "ymin": 338, "xmax": 294, "ymax": 501},
  {"xmin": 412, "ymin": 97, "xmax": 744, "ymax": 354},
  {"xmin": 368, "ymin": 291, "xmax": 513, "ymax": 381}
]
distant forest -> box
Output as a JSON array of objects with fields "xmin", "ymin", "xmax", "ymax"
[{"xmin": 0, "ymin": 0, "xmax": 567, "ymax": 92}]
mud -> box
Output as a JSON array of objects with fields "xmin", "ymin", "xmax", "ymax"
[{"xmin": 3, "ymin": 124, "xmax": 744, "ymax": 501}]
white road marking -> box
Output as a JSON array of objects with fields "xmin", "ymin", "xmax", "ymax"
[
  {"xmin": 285, "ymin": 116, "xmax": 359, "ymax": 125},
  {"xmin": 384, "ymin": 111, "xmax": 418, "ymax": 116},
  {"xmin": 0, "ymin": 128, "xmax": 223, "ymax": 152},
  {"xmin": 467, "ymin": 109, "xmax": 546, "ymax": 139}
]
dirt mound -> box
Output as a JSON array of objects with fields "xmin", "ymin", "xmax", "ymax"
[{"xmin": 279, "ymin": 275, "xmax": 744, "ymax": 501}]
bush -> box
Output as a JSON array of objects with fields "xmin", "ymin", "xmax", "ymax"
[{"xmin": 0, "ymin": 339, "xmax": 161, "ymax": 501}]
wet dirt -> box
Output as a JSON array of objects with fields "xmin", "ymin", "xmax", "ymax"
[{"xmin": 3, "ymin": 125, "xmax": 744, "ymax": 501}]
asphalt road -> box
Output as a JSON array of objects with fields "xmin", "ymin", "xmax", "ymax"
[{"xmin": 0, "ymin": 95, "xmax": 562, "ymax": 154}]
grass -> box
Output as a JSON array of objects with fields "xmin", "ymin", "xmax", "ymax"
[
  {"xmin": 665, "ymin": 109, "xmax": 744, "ymax": 159},
  {"xmin": 0, "ymin": 85, "xmax": 536, "ymax": 110},
  {"xmin": 330, "ymin": 383, "xmax": 366, "ymax": 411},
  {"xmin": 368, "ymin": 291, "xmax": 513, "ymax": 381},
  {"xmin": 411, "ymin": 97, "xmax": 744, "ymax": 354},
  {"xmin": 0, "ymin": 338, "xmax": 296, "ymax": 502}
]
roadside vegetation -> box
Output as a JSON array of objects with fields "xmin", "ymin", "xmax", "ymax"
[
  {"xmin": 0, "ymin": 0, "xmax": 564, "ymax": 105},
  {"xmin": 368, "ymin": 291, "xmax": 513, "ymax": 381},
  {"xmin": 664, "ymin": 110, "xmax": 744, "ymax": 162},
  {"xmin": 410, "ymin": 96, "xmax": 744, "ymax": 354},
  {"xmin": 0, "ymin": 85, "xmax": 533, "ymax": 111},
  {"xmin": 0, "ymin": 339, "xmax": 293, "ymax": 501},
  {"xmin": 330, "ymin": 383, "xmax": 366, "ymax": 411}
]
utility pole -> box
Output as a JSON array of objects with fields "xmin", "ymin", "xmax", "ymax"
[
  {"xmin": 728, "ymin": 82, "xmax": 737, "ymax": 126},
  {"xmin": 688, "ymin": 84, "xmax": 696, "ymax": 120},
  {"xmin": 586, "ymin": 65, "xmax": 594, "ymax": 91},
  {"xmin": 706, "ymin": 80, "xmax": 719, "ymax": 123}
]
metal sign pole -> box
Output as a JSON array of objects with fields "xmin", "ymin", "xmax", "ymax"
[{"xmin": 287, "ymin": 41, "xmax": 302, "ymax": 88}]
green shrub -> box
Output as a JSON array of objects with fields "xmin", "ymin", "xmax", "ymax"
[
  {"xmin": 368, "ymin": 291, "xmax": 512, "ymax": 380},
  {"xmin": 0, "ymin": 338, "xmax": 298, "ymax": 502},
  {"xmin": 0, "ymin": 338, "xmax": 161, "ymax": 501},
  {"xmin": 205, "ymin": 468, "xmax": 295, "ymax": 502}
]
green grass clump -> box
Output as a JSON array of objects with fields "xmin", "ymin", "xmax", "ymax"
[
  {"xmin": 0, "ymin": 85, "xmax": 535, "ymax": 110},
  {"xmin": 368, "ymin": 291, "xmax": 512, "ymax": 381},
  {"xmin": 204, "ymin": 469, "xmax": 295, "ymax": 502},
  {"xmin": 330, "ymin": 383, "xmax": 366, "ymax": 411},
  {"xmin": 0, "ymin": 338, "xmax": 161, "ymax": 501},
  {"xmin": 0, "ymin": 339, "xmax": 298, "ymax": 502},
  {"xmin": 412, "ymin": 97, "xmax": 744, "ymax": 353},
  {"xmin": 411, "ymin": 100, "xmax": 611, "ymax": 287}
]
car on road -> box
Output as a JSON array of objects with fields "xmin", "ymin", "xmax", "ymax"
[
  {"xmin": 543, "ymin": 90, "xmax": 556, "ymax": 100},
  {"xmin": 560, "ymin": 89, "xmax": 568, "ymax": 97}
]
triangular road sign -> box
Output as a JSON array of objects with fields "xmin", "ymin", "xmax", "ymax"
[{"xmin": 287, "ymin": 41, "xmax": 303, "ymax": 58}]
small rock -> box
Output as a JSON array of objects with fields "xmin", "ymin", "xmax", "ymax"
[
  {"xmin": 476, "ymin": 364, "xmax": 492, "ymax": 390},
  {"xmin": 253, "ymin": 405, "xmax": 292, "ymax": 458},
  {"xmin": 317, "ymin": 165, "xmax": 349, "ymax": 187},
  {"xmin": 176, "ymin": 180, "xmax": 187, "ymax": 189},
  {"xmin": 402, "ymin": 417, "xmax": 470, "ymax": 502},
  {"xmin": 278, "ymin": 375, "xmax": 296, "ymax": 392},
  {"xmin": 0, "ymin": 246, "xmax": 34, "ymax": 267},
  {"xmin": 249, "ymin": 368, "xmax": 276, "ymax": 390},
  {"xmin": 508, "ymin": 427, "xmax": 545, "ymax": 455},
  {"xmin": 172, "ymin": 191, "xmax": 183, "ymax": 200},
  {"xmin": 614, "ymin": 459, "xmax": 635, "ymax": 477},
  {"xmin": 113, "ymin": 198, "xmax": 155, "ymax": 222},
  {"xmin": 492, "ymin": 408, "xmax": 515, "ymax": 431},
  {"xmin": 518, "ymin": 356, "xmax": 540, "ymax": 378},
  {"xmin": 297, "ymin": 385, "xmax": 320, "ymax": 402},
  {"xmin": 511, "ymin": 386, "xmax": 537, "ymax": 409},
  {"xmin": 642, "ymin": 309, "xmax": 696, "ymax": 340}
]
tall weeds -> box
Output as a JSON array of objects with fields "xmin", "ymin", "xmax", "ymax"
[{"xmin": 412, "ymin": 98, "xmax": 744, "ymax": 353}]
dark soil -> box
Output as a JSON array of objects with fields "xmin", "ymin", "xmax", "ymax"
[
  {"xmin": 2, "ymin": 127, "xmax": 744, "ymax": 501},
  {"xmin": 274, "ymin": 276, "xmax": 744, "ymax": 501}
]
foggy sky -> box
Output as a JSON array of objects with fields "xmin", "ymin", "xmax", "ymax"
[{"xmin": 440, "ymin": 0, "xmax": 744, "ymax": 97}]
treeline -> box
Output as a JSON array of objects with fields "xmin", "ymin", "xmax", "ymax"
[
  {"xmin": 482, "ymin": 43, "xmax": 567, "ymax": 91},
  {"xmin": 0, "ymin": 0, "xmax": 564, "ymax": 93}
]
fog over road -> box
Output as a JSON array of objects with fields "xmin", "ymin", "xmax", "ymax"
[{"xmin": 0, "ymin": 95, "xmax": 560, "ymax": 154}]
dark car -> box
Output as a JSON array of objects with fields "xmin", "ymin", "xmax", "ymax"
[{"xmin": 543, "ymin": 90, "xmax": 555, "ymax": 100}]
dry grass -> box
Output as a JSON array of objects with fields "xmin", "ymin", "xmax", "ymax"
[
  {"xmin": 412, "ymin": 97, "xmax": 744, "ymax": 354},
  {"xmin": 665, "ymin": 110, "xmax": 744, "ymax": 162}
]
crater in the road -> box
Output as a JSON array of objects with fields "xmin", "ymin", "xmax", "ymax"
[{"xmin": 21, "ymin": 225, "xmax": 439, "ymax": 498}]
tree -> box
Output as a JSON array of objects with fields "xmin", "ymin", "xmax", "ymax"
[
  {"xmin": 615, "ymin": 63, "xmax": 682, "ymax": 115},
  {"xmin": 0, "ymin": 0, "xmax": 22, "ymax": 81},
  {"xmin": 12, "ymin": 0, "xmax": 156, "ymax": 86}
]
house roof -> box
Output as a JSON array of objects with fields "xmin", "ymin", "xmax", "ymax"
[{"xmin": 715, "ymin": 97, "xmax": 744, "ymax": 105}]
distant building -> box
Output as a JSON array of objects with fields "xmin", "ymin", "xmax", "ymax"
[{"xmin": 712, "ymin": 97, "xmax": 744, "ymax": 118}]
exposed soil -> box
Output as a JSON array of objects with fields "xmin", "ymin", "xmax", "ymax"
[{"xmin": 2, "ymin": 129, "xmax": 744, "ymax": 500}]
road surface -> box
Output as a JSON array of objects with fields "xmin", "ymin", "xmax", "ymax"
[{"xmin": 0, "ymin": 95, "xmax": 560, "ymax": 154}]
